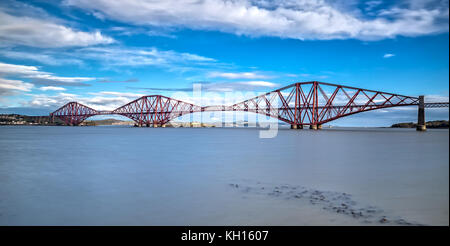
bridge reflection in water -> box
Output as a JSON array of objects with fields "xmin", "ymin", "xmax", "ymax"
[{"xmin": 50, "ymin": 81, "xmax": 449, "ymax": 131}]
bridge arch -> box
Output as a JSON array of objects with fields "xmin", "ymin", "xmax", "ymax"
[{"xmin": 50, "ymin": 101, "xmax": 98, "ymax": 126}]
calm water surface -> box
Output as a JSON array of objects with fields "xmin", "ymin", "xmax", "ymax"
[{"xmin": 0, "ymin": 126, "xmax": 448, "ymax": 225}]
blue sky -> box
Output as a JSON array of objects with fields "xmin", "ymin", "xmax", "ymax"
[{"xmin": 0, "ymin": 0, "xmax": 448, "ymax": 125}]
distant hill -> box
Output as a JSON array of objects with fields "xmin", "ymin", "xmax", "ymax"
[{"xmin": 391, "ymin": 120, "xmax": 449, "ymax": 128}]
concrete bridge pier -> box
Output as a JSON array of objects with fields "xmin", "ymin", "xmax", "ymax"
[
  {"xmin": 416, "ymin": 95, "xmax": 426, "ymax": 131},
  {"xmin": 309, "ymin": 125, "xmax": 322, "ymax": 130},
  {"xmin": 290, "ymin": 124, "xmax": 304, "ymax": 129},
  {"xmin": 308, "ymin": 124, "xmax": 323, "ymax": 130}
]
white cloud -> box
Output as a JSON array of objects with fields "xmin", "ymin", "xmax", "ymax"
[
  {"xmin": 285, "ymin": 74, "xmax": 298, "ymax": 78},
  {"xmin": 383, "ymin": 53, "xmax": 395, "ymax": 58},
  {"xmin": 0, "ymin": 9, "xmax": 114, "ymax": 48},
  {"xmin": 240, "ymin": 81, "xmax": 278, "ymax": 87},
  {"xmin": 0, "ymin": 46, "xmax": 214, "ymax": 69},
  {"xmin": 39, "ymin": 86, "xmax": 67, "ymax": 91},
  {"xmin": 32, "ymin": 75, "xmax": 93, "ymax": 84},
  {"xmin": 203, "ymin": 80, "xmax": 279, "ymax": 92},
  {"xmin": 0, "ymin": 77, "xmax": 34, "ymax": 99},
  {"xmin": 88, "ymin": 91, "xmax": 145, "ymax": 98},
  {"xmin": 0, "ymin": 62, "xmax": 45, "ymax": 76},
  {"xmin": 365, "ymin": 1, "xmax": 383, "ymax": 11},
  {"xmin": 108, "ymin": 26, "xmax": 177, "ymax": 38},
  {"xmin": 425, "ymin": 94, "xmax": 449, "ymax": 102},
  {"xmin": 0, "ymin": 50, "xmax": 84, "ymax": 66},
  {"xmin": 26, "ymin": 91, "xmax": 145, "ymax": 111},
  {"xmin": 0, "ymin": 62, "xmax": 95, "ymax": 85},
  {"xmin": 0, "ymin": 78, "xmax": 33, "ymax": 92},
  {"xmin": 73, "ymin": 46, "xmax": 216, "ymax": 68},
  {"xmin": 65, "ymin": 0, "xmax": 449, "ymax": 41},
  {"xmin": 285, "ymin": 73, "xmax": 330, "ymax": 79},
  {"xmin": 141, "ymin": 80, "xmax": 280, "ymax": 93},
  {"xmin": 208, "ymin": 72, "xmax": 272, "ymax": 79}
]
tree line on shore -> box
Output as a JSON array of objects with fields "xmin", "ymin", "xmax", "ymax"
[{"xmin": 391, "ymin": 120, "xmax": 449, "ymax": 128}]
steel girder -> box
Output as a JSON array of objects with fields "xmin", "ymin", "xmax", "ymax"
[{"xmin": 49, "ymin": 81, "xmax": 446, "ymax": 126}]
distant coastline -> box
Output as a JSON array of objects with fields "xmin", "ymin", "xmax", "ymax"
[
  {"xmin": 0, "ymin": 114, "xmax": 59, "ymax": 125},
  {"xmin": 391, "ymin": 120, "xmax": 449, "ymax": 129},
  {"xmin": 2, "ymin": 113, "xmax": 449, "ymax": 129},
  {"xmin": 0, "ymin": 114, "xmax": 222, "ymax": 127}
]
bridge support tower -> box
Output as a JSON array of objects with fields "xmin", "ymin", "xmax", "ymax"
[{"xmin": 416, "ymin": 95, "xmax": 426, "ymax": 131}]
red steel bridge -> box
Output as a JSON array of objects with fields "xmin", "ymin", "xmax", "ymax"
[{"xmin": 50, "ymin": 81, "xmax": 449, "ymax": 130}]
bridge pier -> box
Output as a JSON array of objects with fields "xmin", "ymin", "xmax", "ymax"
[
  {"xmin": 290, "ymin": 124, "xmax": 304, "ymax": 129},
  {"xmin": 416, "ymin": 95, "xmax": 426, "ymax": 131},
  {"xmin": 308, "ymin": 124, "xmax": 323, "ymax": 130}
]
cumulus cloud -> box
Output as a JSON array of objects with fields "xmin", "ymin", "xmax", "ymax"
[
  {"xmin": 0, "ymin": 9, "xmax": 114, "ymax": 48},
  {"xmin": 65, "ymin": 0, "xmax": 449, "ymax": 41},
  {"xmin": 383, "ymin": 53, "xmax": 395, "ymax": 58},
  {"xmin": 0, "ymin": 62, "xmax": 95, "ymax": 86}
]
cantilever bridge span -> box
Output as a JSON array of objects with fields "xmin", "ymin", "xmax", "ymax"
[{"xmin": 50, "ymin": 81, "xmax": 448, "ymax": 130}]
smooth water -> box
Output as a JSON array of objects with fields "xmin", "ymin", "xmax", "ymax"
[{"xmin": 0, "ymin": 126, "xmax": 448, "ymax": 225}]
